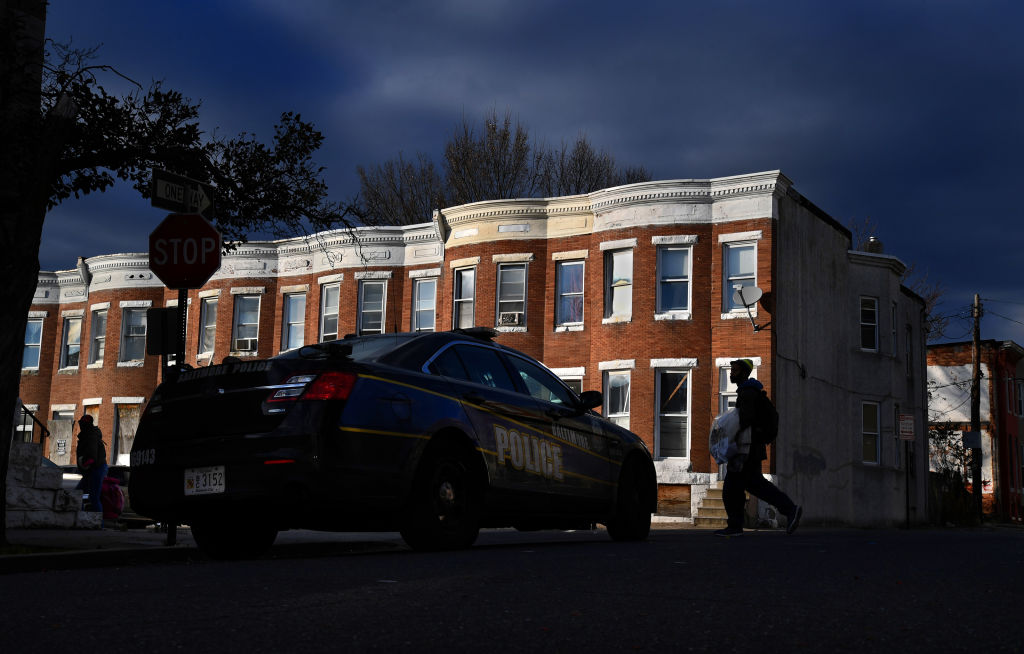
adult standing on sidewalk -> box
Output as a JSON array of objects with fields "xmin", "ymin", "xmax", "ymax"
[
  {"xmin": 75, "ymin": 415, "xmax": 108, "ymax": 514},
  {"xmin": 716, "ymin": 359, "xmax": 802, "ymax": 537}
]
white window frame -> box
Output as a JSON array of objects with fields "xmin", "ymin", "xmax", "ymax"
[
  {"xmin": 88, "ymin": 309, "xmax": 106, "ymax": 366},
  {"xmin": 412, "ymin": 277, "xmax": 436, "ymax": 332},
  {"xmin": 860, "ymin": 297, "xmax": 879, "ymax": 352},
  {"xmin": 555, "ymin": 260, "xmax": 585, "ymax": 328},
  {"xmin": 22, "ymin": 317, "xmax": 43, "ymax": 369},
  {"xmin": 198, "ymin": 297, "xmax": 218, "ymax": 357},
  {"xmin": 60, "ymin": 316, "xmax": 82, "ymax": 369},
  {"xmin": 320, "ymin": 283, "xmax": 340, "ymax": 342},
  {"xmin": 357, "ymin": 279, "xmax": 386, "ymax": 335},
  {"xmin": 603, "ymin": 248, "xmax": 633, "ymax": 322},
  {"xmin": 231, "ymin": 294, "xmax": 261, "ymax": 355},
  {"xmin": 281, "ymin": 293, "xmax": 306, "ymax": 351},
  {"xmin": 453, "ymin": 267, "xmax": 476, "ymax": 329},
  {"xmin": 862, "ymin": 401, "xmax": 881, "ymax": 464},
  {"xmin": 723, "ymin": 241, "xmax": 757, "ymax": 313},
  {"xmin": 656, "ymin": 245, "xmax": 692, "ymax": 317},
  {"xmin": 495, "ymin": 262, "xmax": 527, "ymax": 329},
  {"xmin": 654, "ymin": 367, "xmax": 691, "ymax": 459},
  {"xmin": 603, "ymin": 370, "xmax": 631, "ymax": 430},
  {"xmin": 118, "ymin": 308, "xmax": 147, "ymax": 363}
]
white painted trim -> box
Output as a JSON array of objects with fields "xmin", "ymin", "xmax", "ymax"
[
  {"xmin": 552, "ymin": 250, "xmax": 589, "ymax": 260},
  {"xmin": 230, "ymin": 286, "xmax": 265, "ymax": 295},
  {"xmin": 409, "ymin": 267, "xmax": 441, "ymax": 278},
  {"xmin": 652, "ymin": 235, "xmax": 698, "ymax": 245},
  {"xmin": 82, "ymin": 397, "xmax": 102, "ymax": 406},
  {"xmin": 599, "ymin": 238, "xmax": 638, "ymax": 251},
  {"xmin": 354, "ymin": 270, "xmax": 393, "ymax": 280},
  {"xmin": 198, "ymin": 289, "xmax": 221, "ymax": 298},
  {"xmin": 599, "ymin": 359, "xmax": 635, "ymax": 370},
  {"xmin": 550, "ymin": 367, "xmax": 585, "ymax": 377},
  {"xmin": 281, "ymin": 284, "xmax": 310, "ymax": 293},
  {"xmin": 492, "ymin": 253, "xmax": 534, "ymax": 263},
  {"xmin": 449, "ymin": 256, "xmax": 481, "ymax": 269},
  {"xmin": 318, "ymin": 274, "xmax": 344, "ymax": 285},
  {"xmin": 112, "ymin": 396, "xmax": 145, "ymax": 404},
  {"xmin": 497, "ymin": 224, "xmax": 529, "ymax": 233},
  {"xmin": 117, "ymin": 360, "xmax": 145, "ymax": 367},
  {"xmin": 89, "ymin": 302, "xmax": 110, "ymax": 311},
  {"xmin": 452, "ymin": 228, "xmax": 478, "ymax": 239},
  {"xmin": 61, "ymin": 309, "xmax": 84, "ymax": 318},
  {"xmin": 715, "ymin": 357, "xmax": 763, "ymax": 367},
  {"xmin": 718, "ymin": 230, "xmax": 762, "ymax": 243},
  {"xmin": 51, "ymin": 404, "xmax": 76, "ymax": 412},
  {"xmin": 119, "ymin": 300, "xmax": 152, "ymax": 308},
  {"xmin": 650, "ymin": 358, "xmax": 698, "ymax": 368},
  {"xmin": 654, "ymin": 311, "xmax": 692, "ymax": 321},
  {"xmin": 554, "ymin": 324, "xmax": 584, "ymax": 332},
  {"xmin": 28, "ymin": 310, "xmax": 48, "ymax": 318}
]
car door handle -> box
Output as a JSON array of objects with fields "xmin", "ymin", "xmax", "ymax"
[{"xmin": 544, "ymin": 408, "xmax": 564, "ymax": 421}]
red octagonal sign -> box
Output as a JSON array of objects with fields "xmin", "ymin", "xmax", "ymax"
[{"xmin": 149, "ymin": 213, "xmax": 222, "ymax": 289}]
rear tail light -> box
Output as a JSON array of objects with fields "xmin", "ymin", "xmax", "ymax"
[{"xmin": 266, "ymin": 371, "xmax": 357, "ymax": 404}]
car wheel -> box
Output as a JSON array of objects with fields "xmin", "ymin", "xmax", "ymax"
[
  {"xmin": 190, "ymin": 516, "xmax": 278, "ymax": 560},
  {"xmin": 401, "ymin": 445, "xmax": 481, "ymax": 551},
  {"xmin": 606, "ymin": 460, "xmax": 652, "ymax": 542}
]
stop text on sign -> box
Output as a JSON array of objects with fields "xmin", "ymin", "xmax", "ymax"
[{"xmin": 151, "ymin": 236, "xmax": 219, "ymax": 266}]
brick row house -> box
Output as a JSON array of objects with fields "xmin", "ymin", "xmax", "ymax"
[
  {"xmin": 18, "ymin": 170, "xmax": 930, "ymax": 526},
  {"xmin": 927, "ymin": 340, "xmax": 1024, "ymax": 522}
]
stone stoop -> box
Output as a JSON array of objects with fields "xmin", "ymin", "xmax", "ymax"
[
  {"xmin": 694, "ymin": 483, "xmax": 729, "ymax": 528},
  {"xmin": 5, "ymin": 441, "xmax": 97, "ymax": 529}
]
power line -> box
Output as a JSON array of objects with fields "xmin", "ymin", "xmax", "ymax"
[
  {"xmin": 986, "ymin": 309, "xmax": 1024, "ymax": 328},
  {"xmin": 981, "ymin": 298, "xmax": 1024, "ymax": 307}
]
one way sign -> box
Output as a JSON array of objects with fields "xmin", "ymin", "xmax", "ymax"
[{"xmin": 150, "ymin": 169, "xmax": 215, "ymax": 218}]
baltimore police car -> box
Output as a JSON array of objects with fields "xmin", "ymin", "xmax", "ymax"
[{"xmin": 129, "ymin": 328, "xmax": 656, "ymax": 558}]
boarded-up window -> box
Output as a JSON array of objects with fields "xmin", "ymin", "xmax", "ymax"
[
  {"xmin": 115, "ymin": 405, "xmax": 141, "ymax": 466},
  {"xmin": 48, "ymin": 419, "xmax": 74, "ymax": 466}
]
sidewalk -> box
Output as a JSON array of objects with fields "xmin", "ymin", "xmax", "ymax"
[{"xmin": 1, "ymin": 525, "xmax": 409, "ymax": 574}]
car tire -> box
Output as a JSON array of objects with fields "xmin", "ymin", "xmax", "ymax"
[
  {"xmin": 191, "ymin": 516, "xmax": 278, "ymax": 560},
  {"xmin": 606, "ymin": 460, "xmax": 653, "ymax": 542},
  {"xmin": 401, "ymin": 445, "xmax": 481, "ymax": 551}
]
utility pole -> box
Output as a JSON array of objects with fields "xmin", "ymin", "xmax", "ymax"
[{"xmin": 971, "ymin": 294, "xmax": 984, "ymax": 522}]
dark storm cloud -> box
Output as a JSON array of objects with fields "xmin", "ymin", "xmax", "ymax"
[{"xmin": 40, "ymin": 0, "xmax": 1024, "ymax": 341}]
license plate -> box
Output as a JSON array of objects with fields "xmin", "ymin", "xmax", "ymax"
[{"xmin": 184, "ymin": 466, "xmax": 225, "ymax": 496}]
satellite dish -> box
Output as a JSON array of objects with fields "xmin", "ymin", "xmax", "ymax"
[{"xmin": 732, "ymin": 285, "xmax": 763, "ymax": 308}]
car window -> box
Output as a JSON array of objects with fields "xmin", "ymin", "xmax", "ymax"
[
  {"xmin": 429, "ymin": 346, "xmax": 470, "ymax": 379},
  {"xmin": 504, "ymin": 354, "xmax": 576, "ymax": 406},
  {"xmin": 446, "ymin": 345, "xmax": 518, "ymax": 393}
]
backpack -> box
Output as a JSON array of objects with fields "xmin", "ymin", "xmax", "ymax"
[
  {"xmin": 101, "ymin": 476, "xmax": 125, "ymax": 520},
  {"xmin": 752, "ymin": 391, "xmax": 779, "ymax": 445}
]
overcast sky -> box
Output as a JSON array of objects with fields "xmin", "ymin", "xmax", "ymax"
[{"xmin": 42, "ymin": 0, "xmax": 1024, "ymax": 343}]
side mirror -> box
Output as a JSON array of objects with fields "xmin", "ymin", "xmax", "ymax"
[{"xmin": 578, "ymin": 390, "xmax": 603, "ymax": 411}]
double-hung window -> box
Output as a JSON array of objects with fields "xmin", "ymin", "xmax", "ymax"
[
  {"xmin": 656, "ymin": 368, "xmax": 690, "ymax": 458},
  {"xmin": 719, "ymin": 366, "xmax": 738, "ymax": 415},
  {"xmin": 723, "ymin": 242, "xmax": 756, "ymax": 311},
  {"xmin": 198, "ymin": 297, "xmax": 218, "ymax": 356},
  {"xmin": 88, "ymin": 309, "xmax": 106, "ymax": 365},
  {"xmin": 862, "ymin": 401, "xmax": 880, "ymax": 464},
  {"xmin": 119, "ymin": 308, "xmax": 147, "ymax": 362},
  {"xmin": 860, "ymin": 297, "xmax": 879, "ymax": 351},
  {"xmin": 60, "ymin": 317, "xmax": 82, "ymax": 369},
  {"xmin": 604, "ymin": 370, "xmax": 631, "ymax": 429},
  {"xmin": 232, "ymin": 295, "xmax": 261, "ymax": 353},
  {"xmin": 496, "ymin": 263, "xmax": 526, "ymax": 327},
  {"xmin": 358, "ymin": 280, "xmax": 386, "ymax": 335},
  {"xmin": 22, "ymin": 318, "xmax": 42, "ymax": 369},
  {"xmin": 282, "ymin": 293, "xmax": 305, "ymax": 350},
  {"xmin": 412, "ymin": 278, "xmax": 436, "ymax": 332},
  {"xmin": 453, "ymin": 268, "xmax": 475, "ymax": 329},
  {"xmin": 657, "ymin": 246, "xmax": 691, "ymax": 313},
  {"xmin": 555, "ymin": 260, "xmax": 584, "ymax": 326},
  {"xmin": 320, "ymin": 283, "xmax": 340, "ymax": 342},
  {"xmin": 604, "ymin": 249, "xmax": 633, "ymax": 320}
]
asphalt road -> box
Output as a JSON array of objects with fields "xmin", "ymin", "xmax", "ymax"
[{"xmin": 2, "ymin": 527, "xmax": 1021, "ymax": 653}]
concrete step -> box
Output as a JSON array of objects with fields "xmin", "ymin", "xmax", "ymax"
[{"xmin": 694, "ymin": 515, "xmax": 728, "ymax": 528}]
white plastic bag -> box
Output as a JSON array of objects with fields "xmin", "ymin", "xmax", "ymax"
[{"xmin": 709, "ymin": 409, "xmax": 741, "ymax": 464}]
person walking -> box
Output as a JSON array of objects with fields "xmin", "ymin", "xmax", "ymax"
[
  {"xmin": 75, "ymin": 414, "xmax": 108, "ymax": 514},
  {"xmin": 716, "ymin": 359, "xmax": 802, "ymax": 537}
]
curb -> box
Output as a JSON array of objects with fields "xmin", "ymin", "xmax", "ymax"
[{"xmin": 0, "ymin": 545, "xmax": 197, "ymax": 575}]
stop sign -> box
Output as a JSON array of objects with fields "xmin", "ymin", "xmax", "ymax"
[{"xmin": 148, "ymin": 213, "xmax": 222, "ymax": 289}]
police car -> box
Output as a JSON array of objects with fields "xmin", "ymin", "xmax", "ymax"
[{"xmin": 129, "ymin": 328, "xmax": 657, "ymax": 558}]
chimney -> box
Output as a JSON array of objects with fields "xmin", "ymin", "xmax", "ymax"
[{"xmin": 865, "ymin": 236, "xmax": 884, "ymax": 254}]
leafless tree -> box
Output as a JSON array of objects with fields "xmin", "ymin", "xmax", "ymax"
[
  {"xmin": 357, "ymin": 152, "xmax": 446, "ymax": 226},
  {"xmin": 538, "ymin": 134, "xmax": 650, "ymax": 197},
  {"xmin": 443, "ymin": 109, "xmax": 542, "ymax": 205}
]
